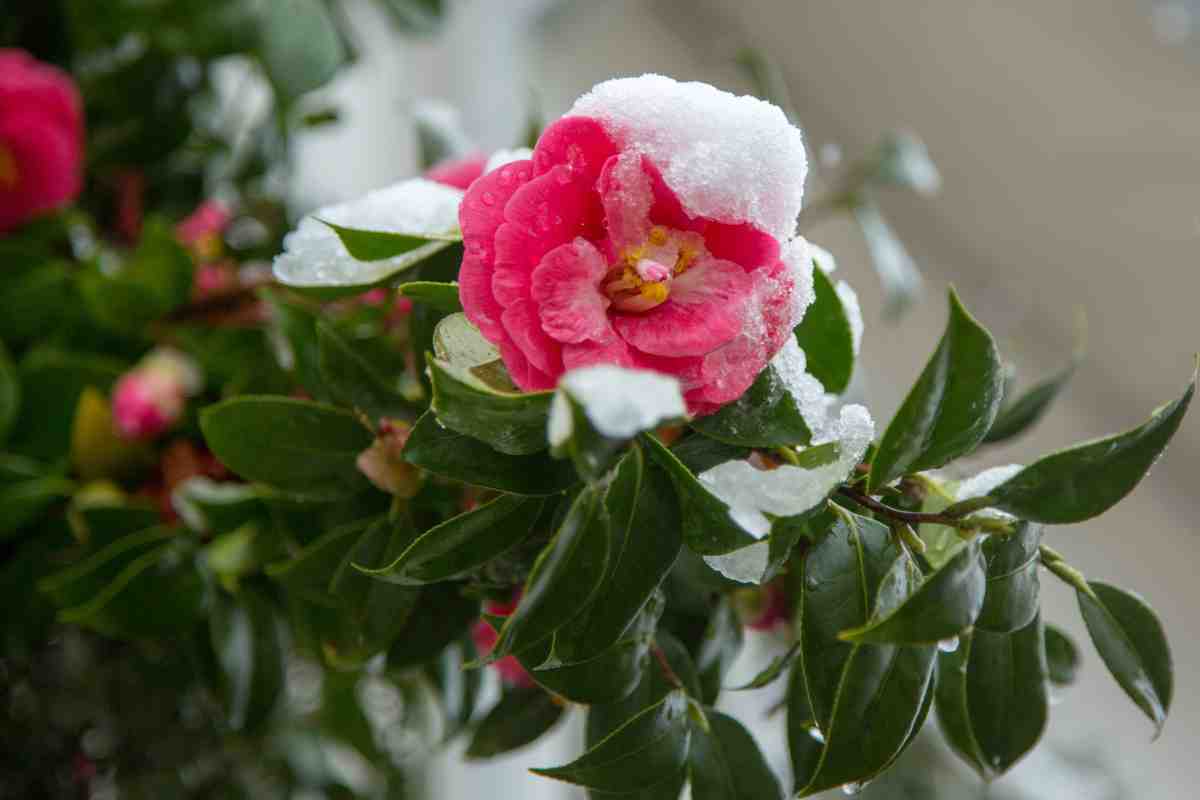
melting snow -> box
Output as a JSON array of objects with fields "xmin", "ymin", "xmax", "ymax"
[{"xmin": 548, "ymin": 365, "xmax": 687, "ymax": 446}]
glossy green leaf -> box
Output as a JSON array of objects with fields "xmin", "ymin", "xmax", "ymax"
[
  {"xmin": 953, "ymin": 371, "xmax": 1195, "ymax": 523},
  {"xmin": 319, "ymin": 220, "xmax": 459, "ymax": 262},
  {"xmin": 692, "ymin": 361, "xmax": 812, "ymax": 447},
  {"xmin": 587, "ymin": 632, "xmax": 703, "ymax": 744},
  {"xmin": 935, "ymin": 616, "xmax": 1049, "ymax": 778},
  {"xmin": 550, "ymin": 447, "xmax": 681, "ymax": 663},
  {"xmin": 1077, "ymin": 581, "xmax": 1172, "ymax": 735},
  {"xmin": 0, "ymin": 477, "xmax": 75, "ymax": 539},
  {"xmin": 13, "ymin": 347, "xmax": 124, "ymax": 461},
  {"xmin": 317, "ymin": 321, "xmax": 409, "ymax": 419},
  {"xmin": 398, "ymin": 280, "xmax": 462, "ymax": 311},
  {"xmin": 0, "ymin": 339, "xmax": 19, "ymax": 443},
  {"xmin": 490, "ymin": 485, "xmax": 611, "ymax": 661},
  {"xmin": 428, "ymin": 356, "xmax": 552, "ymax": 455},
  {"xmin": 518, "ymin": 592, "xmax": 663, "ymax": 705},
  {"xmin": 793, "ymin": 263, "xmax": 856, "ymax": 394},
  {"xmin": 257, "ymin": 0, "xmax": 347, "ymax": 103},
  {"xmin": 869, "ymin": 288, "xmax": 1004, "ymax": 489},
  {"xmin": 201, "ymin": 396, "xmax": 372, "ymax": 496},
  {"xmin": 532, "ymin": 689, "xmax": 691, "ymax": 793},
  {"xmin": 173, "ymin": 478, "xmax": 268, "ymax": 536},
  {"xmin": 262, "ymin": 290, "xmax": 329, "ymax": 399},
  {"xmin": 840, "ymin": 539, "xmax": 985, "ymax": 645},
  {"xmin": 642, "ymin": 434, "xmax": 756, "ymax": 556},
  {"xmin": 689, "ymin": 709, "xmax": 783, "ymax": 800},
  {"xmin": 402, "ymin": 411, "xmax": 576, "ymax": 496},
  {"xmin": 465, "ymin": 688, "xmax": 564, "ymax": 759},
  {"xmin": 793, "ymin": 510, "xmax": 936, "ymax": 796},
  {"xmin": 358, "ymin": 494, "xmax": 543, "ymax": 584},
  {"xmin": 432, "ymin": 312, "xmax": 500, "ymax": 368},
  {"xmin": 977, "ymin": 522, "xmax": 1043, "ymax": 633},
  {"xmin": 387, "ymin": 583, "xmax": 481, "ymax": 669},
  {"xmin": 984, "ymin": 363, "xmax": 1076, "ymax": 444},
  {"xmin": 1045, "ymin": 624, "xmax": 1081, "ymax": 687},
  {"xmin": 670, "ymin": 435, "xmax": 750, "ymax": 474},
  {"xmin": 697, "ymin": 599, "xmax": 744, "ymax": 705},
  {"xmin": 39, "ymin": 527, "xmax": 174, "ymax": 615},
  {"xmin": 210, "ymin": 586, "xmax": 285, "ymax": 732}
]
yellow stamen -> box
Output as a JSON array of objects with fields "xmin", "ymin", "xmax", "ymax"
[
  {"xmin": 640, "ymin": 282, "xmax": 669, "ymax": 304},
  {"xmin": 0, "ymin": 143, "xmax": 18, "ymax": 190},
  {"xmin": 648, "ymin": 226, "xmax": 669, "ymax": 246}
]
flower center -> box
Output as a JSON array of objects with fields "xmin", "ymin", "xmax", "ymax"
[
  {"xmin": 0, "ymin": 143, "xmax": 19, "ymax": 190},
  {"xmin": 603, "ymin": 225, "xmax": 703, "ymax": 312}
]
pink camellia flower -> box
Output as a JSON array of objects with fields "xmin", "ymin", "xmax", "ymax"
[
  {"xmin": 471, "ymin": 591, "xmax": 534, "ymax": 689},
  {"xmin": 424, "ymin": 153, "xmax": 489, "ymax": 191},
  {"xmin": 458, "ymin": 75, "xmax": 812, "ymax": 414},
  {"xmin": 0, "ymin": 49, "xmax": 84, "ymax": 233},
  {"xmin": 112, "ymin": 348, "xmax": 202, "ymax": 440}
]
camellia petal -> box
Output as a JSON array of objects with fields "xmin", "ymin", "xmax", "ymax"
[{"xmin": 531, "ymin": 239, "xmax": 612, "ymax": 344}]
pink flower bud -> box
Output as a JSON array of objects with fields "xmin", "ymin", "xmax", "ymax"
[
  {"xmin": 0, "ymin": 49, "xmax": 84, "ymax": 233},
  {"xmin": 424, "ymin": 153, "xmax": 489, "ymax": 190},
  {"xmin": 176, "ymin": 200, "xmax": 231, "ymax": 248},
  {"xmin": 356, "ymin": 419, "xmax": 421, "ymax": 497},
  {"xmin": 111, "ymin": 349, "xmax": 202, "ymax": 440}
]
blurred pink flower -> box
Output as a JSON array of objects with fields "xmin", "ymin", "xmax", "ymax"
[
  {"xmin": 112, "ymin": 349, "xmax": 201, "ymax": 440},
  {"xmin": 471, "ymin": 590, "xmax": 534, "ymax": 689},
  {"xmin": 0, "ymin": 49, "xmax": 84, "ymax": 233},
  {"xmin": 424, "ymin": 152, "xmax": 489, "ymax": 190}
]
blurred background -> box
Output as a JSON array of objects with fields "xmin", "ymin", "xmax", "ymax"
[{"xmin": 278, "ymin": 0, "xmax": 1198, "ymax": 796}]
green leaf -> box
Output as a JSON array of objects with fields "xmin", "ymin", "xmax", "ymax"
[
  {"xmin": 1045, "ymin": 624, "xmax": 1080, "ymax": 687},
  {"xmin": 256, "ymin": 0, "xmax": 347, "ymax": 103},
  {"xmin": 984, "ymin": 363, "xmax": 1076, "ymax": 444},
  {"xmin": 517, "ymin": 592, "xmax": 663, "ymax": 705},
  {"xmin": 865, "ymin": 132, "xmax": 941, "ymax": 194},
  {"xmin": 200, "ymin": 396, "xmax": 373, "ymax": 496},
  {"xmin": 550, "ymin": 367, "xmax": 688, "ymax": 482},
  {"xmin": 428, "ymin": 356, "xmax": 552, "ymax": 455},
  {"xmin": 378, "ymin": 0, "xmax": 445, "ymax": 35},
  {"xmin": 398, "ymin": 280, "xmax": 462, "ymax": 312},
  {"xmin": 12, "ymin": 347, "xmax": 124, "ymax": 460},
  {"xmin": 173, "ymin": 478, "xmax": 268, "ymax": 536},
  {"xmin": 0, "ymin": 261, "xmax": 72, "ymax": 343},
  {"xmin": 319, "ymin": 220, "xmax": 459, "ymax": 261},
  {"xmin": 952, "ymin": 369, "xmax": 1196, "ymax": 523},
  {"xmin": 1077, "ymin": 581, "xmax": 1172, "ymax": 735},
  {"xmin": 793, "ymin": 510, "xmax": 936, "ymax": 795},
  {"xmin": 689, "ymin": 709, "xmax": 783, "ymax": 800},
  {"xmin": 387, "ymin": 583, "xmax": 481, "ymax": 669},
  {"xmin": 692, "ymin": 360, "xmax": 812, "ymax": 447},
  {"xmin": 402, "ymin": 411, "xmax": 576, "ymax": 495},
  {"xmin": 432, "ymin": 311, "xmax": 501, "ymax": 368},
  {"xmin": 262, "ymin": 290, "xmax": 329, "ymax": 398},
  {"xmin": 210, "ymin": 586, "xmax": 285, "ymax": 732},
  {"xmin": 854, "ymin": 201, "xmax": 923, "ymax": 320},
  {"xmin": 839, "ymin": 539, "xmax": 985, "ymax": 645},
  {"xmin": 490, "ymin": 485, "xmax": 612, "ymax": 661},
  {"xmin": 641, "ymin": 434, "xmax": 756, "ymax": 556},
  {"xmin": 670, "ymin": 435, "xmax": 750, "ymax": 474},
  {"xmin": 465, "ymin": 687, "xmax": 564, "ymax": 759},
  {"xmin": 0, "ymin": 477, "xmax": 75, "ymax": 540},
  {"xmin": 869, "ymin": 288, "xmax": 1004, "ymax": 489},
  {"xmin": 549, "ymin": 446, "xmax": 682, "ymax": 663},
  {"xmin": 587, "ymin": 633, "xmax": 703, "ymax": 745},
  {"xmin": 316, "ymin": 321, "xmax": 409, "ymax": 419},
  {"xmin": 0, "ymin": 339, "xmax": 20, "ymax": 443},
  {"xmin": 358, "ymin": 494, "xmax": 543, "ymax": 584},
  {"xmin": 697, "ymin": 600, "xmax": 744, "ymax": 705},
  {"xmin": 533, "ymin": 690, "xmax": 691, "ymax": 793},
  {"xmin": 793, "ymin": 263, "xmax": 856, "ymax": 394},
  {"xmin": 935, "ymin": 616, "xmax": 1049, "ymax": 778},
  {"xmin": 977, "ymin": 522, "xmax": 1043, "ymax": 633}
]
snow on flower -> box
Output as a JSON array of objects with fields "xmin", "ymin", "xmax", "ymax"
[
  {"xmin": 0, "ymin": 49, "xmax": 84, "ymax": 233},
  {"xmin": 458, "ymin": 74, "xmax": 813, "ymax": 414},
  {"xmin": 548, "ymin": 365, "xmax": 687, "ymax": 446}
]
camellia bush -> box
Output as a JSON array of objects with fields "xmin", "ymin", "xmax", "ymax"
[{"xmin": 1, "ymin": 7, "xmax": 1193, "ymax": 800}]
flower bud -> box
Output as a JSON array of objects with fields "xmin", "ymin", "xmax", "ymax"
[
  {"xmin": 112, "ymin": 348, "xmax": 202, "ymax": 441},
  {"xmin": 176, "ymin": 200, "xmax": 231, "ymax": 260},
  {"xmin": 355, "ymin": 419, "xmax": 421, "ymax": 497}
]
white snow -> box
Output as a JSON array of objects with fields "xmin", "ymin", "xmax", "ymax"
[
  {"xmin": 484, "ymin": 148, "xmax": 533, "ymax": 172},
  {"xmin": 701, "ymin": 404, "xmax": 875, "ymax": 583},
  {"xmin": 413, "ymin": 99, "xmax": 474, "ymax": 158},
  {"xmin": 570, "ymin": 74, "xmax": 808, "ymax": 241},
  {"xmin": 782, "ymin": 236, "xmax": 816, "ymax": 329},
  {"xmin": 811, "ymin": 243, "xmax": 838, "ymax": 274},
  {"xmin": 273, "ymin": 178, "xmax": 463, "ymax": 288},
  {"xmin": 548, "ymin": 365, "xmax": 687, "ymax": 446},
  {"xmin": 955, "ymin": 463, "xmax": 1023, "ymax": 520},
  {"xmin": 835, "ymin": 280, "xmax": 864, "ymax": 356},
  {"xmin": 770, "ymin": 337, "xmax": 833, "ymax": 438}
]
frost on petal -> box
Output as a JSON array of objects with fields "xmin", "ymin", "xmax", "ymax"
[
  {"xmin": 611, "ymin": 258, "xmax": 751, "ymax": 357},
  {"xmin": 548, "ymin": 365, "xmax": 687, "ymax": 446},
  {"xmin": 700, "ymin": 404, "xmax": 875, "ymax": 584},
  {"xmin": 570, "ymin": 74, "xmax": 808, "ymax": 240},
  {"xmin": 531, "ymin": 239, "xmax": 611, "ymax": 344},
  {"xmin": 273, "ymin": 178, "xmax": 463, "ymax": 288},
  {"xmin": 781, "ymin": 236, "xmax": 816, "ymax": 329}
]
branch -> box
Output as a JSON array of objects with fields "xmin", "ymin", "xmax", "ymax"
[{"xmin": 836, "ymin": 485, "xmax": 1011, "ymax": 534}]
